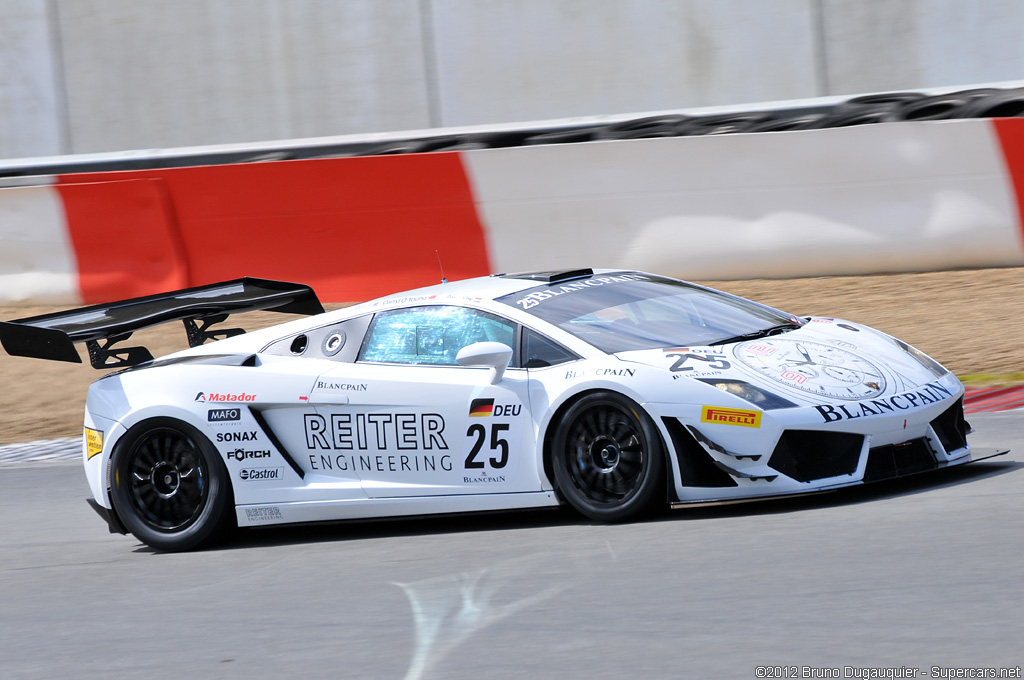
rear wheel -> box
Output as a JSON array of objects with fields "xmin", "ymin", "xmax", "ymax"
[
  {"xmin": 551, "ymin": 392, "xmax": 665, "ymax": 521},
  {"xmin": 110, "ymin": 418, "xmax": 233, "ymax": 551}
]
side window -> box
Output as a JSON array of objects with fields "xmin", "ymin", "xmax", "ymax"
[
  {"xmin": 359, "ymin": 306, "xmax": 516, "ymax": 366},
  {"xmin": 521, "ymin": 328, "xmax": 578, "ymax": 368}
]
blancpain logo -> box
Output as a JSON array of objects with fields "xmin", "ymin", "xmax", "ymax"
[
  {"xmin": 314, "ymin": 381, "xmax": 368, "ymax": 392},
  {"xmin": 815, "ymin": 381, "xmax": 953, "ymax": 423}
]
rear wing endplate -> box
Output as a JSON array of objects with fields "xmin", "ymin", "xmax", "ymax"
[{"xmin": 0, "ymin": 278, "xmax": 324, "ymax": 369}]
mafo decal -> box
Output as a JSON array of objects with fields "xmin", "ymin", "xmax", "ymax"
[
  {"xmin": 239, "ymin": 468, "xmax": 282, "ymax": 481},
  {"xmin": 701, "ymin": 406, "xmax": 762, "ymax": 428},
  {"xmin": 208, "ymin": 408, "xmax": 241, "ymax": 422}
]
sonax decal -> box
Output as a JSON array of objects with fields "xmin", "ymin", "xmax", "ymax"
[{"xmin": 701, "ymin": 406, "xmax": 762, "ymax": 428}]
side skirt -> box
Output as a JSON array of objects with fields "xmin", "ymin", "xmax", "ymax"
[{"xmin": 234, "ymin": 491, "xmax": 559, "ymax": 528}]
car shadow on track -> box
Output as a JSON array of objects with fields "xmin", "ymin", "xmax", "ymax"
[{"xmin": 129, "ymin": 459, "xmax": 1022, "ymax": 554}]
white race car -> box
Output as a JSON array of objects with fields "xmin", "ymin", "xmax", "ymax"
[{"xmin": 0, "ymin": 270, "xmax": 992, "ymax": 551}]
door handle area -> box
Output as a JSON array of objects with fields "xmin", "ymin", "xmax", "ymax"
[{"xmin": 305, "ymin": 394, "xmax": 349, "ymax": 405}]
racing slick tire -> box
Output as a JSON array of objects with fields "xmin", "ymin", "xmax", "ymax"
[
  {"xmin": 110, "ymin": 417, "xmax": 234, "ymax": 552},
  {"xmin": 551, "ymin": 391, "xmax": 665, "ymax": 522}
]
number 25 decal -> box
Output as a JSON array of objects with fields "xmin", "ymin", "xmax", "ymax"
[
  {"xmin": 666, "ymin": 352, "xmax": 731, "ymax": 372},
  {"xmin": 465, "ymin": 423, "xmax": 509, "ymax": 469}
]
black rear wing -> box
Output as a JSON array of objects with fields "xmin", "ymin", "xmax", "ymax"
[{"xmin": 0, "ymin": 278, "xmax": 324, "ymax": 369}]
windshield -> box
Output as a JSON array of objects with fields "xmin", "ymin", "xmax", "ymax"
[{"xmin": 497, "ymin": 273, "xmax": 799, "ymax": 353}]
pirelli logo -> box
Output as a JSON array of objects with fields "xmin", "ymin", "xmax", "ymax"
[{"xmin": 701, "ymin": 406, "xmax": 761, "ymax": 428}]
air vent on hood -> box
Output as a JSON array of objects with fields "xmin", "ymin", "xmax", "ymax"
[{"xmin": 496, "ymin": 268, "xmax": 595, "ymax": 283}]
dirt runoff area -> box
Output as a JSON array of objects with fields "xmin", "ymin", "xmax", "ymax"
[{"xmin": 1, "ymin": 267, "xmax": 1022, "ymax": 445}]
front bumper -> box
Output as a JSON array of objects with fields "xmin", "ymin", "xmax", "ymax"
[{"xmin": 654, "ymin": 386, "xmax": 975, "ymax": 503}]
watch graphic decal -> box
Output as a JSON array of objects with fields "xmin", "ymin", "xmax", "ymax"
[{"xmin": 734, "ymin": 339, "xmax": 886, "ymax": 400}]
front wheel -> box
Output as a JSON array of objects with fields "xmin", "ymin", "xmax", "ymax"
[
  {"xmin": 550, "ymin": 392, "xmax": 665, "ymax": 522},
  {"xmin": 110, "ymin": 418, "xmax": 234, "ymax": 551}
]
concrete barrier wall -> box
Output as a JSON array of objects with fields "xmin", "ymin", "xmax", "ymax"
[
  {"xmin": 0, "ymin": 0, "xmax": 64, "ymax": 159},
  {"xmin": 3, "ymin": 119, "xmax": 1024, "ymax": 304},
  {"xmin": 7, "ymin": 0, "xmax": 1024, "ymax": 159},
  {"xmin": 467, "ymin": 120, "xmax": 1024, "ymax": 278}
]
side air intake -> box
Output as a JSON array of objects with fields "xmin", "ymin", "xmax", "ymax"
[{"xmin": 662, "ymin": 418, "xmax": 738, "ymax": 488}]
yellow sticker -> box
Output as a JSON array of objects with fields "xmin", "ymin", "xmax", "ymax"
[
  {"xmin": 701, "ymin": 406, "xmax": 762, "ymax": 428},
  {"xmin": 85, "ymin": 428, "xmax": 104, "ymax": 459}
]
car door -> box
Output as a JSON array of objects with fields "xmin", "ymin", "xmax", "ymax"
[
  {"xmin": 235, "ymin": 357, "xmax": 369, "ymax": 503},
  {"xmin": 307, "ymin": 305, "xmax": 541, "ymax": 498}
]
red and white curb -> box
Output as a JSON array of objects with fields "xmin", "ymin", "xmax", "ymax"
[
  {"xmin": 964, "ymin": 385, "xmax": 1024, "ymax": 414},
  {"xmin": 0, "ymin": 437, "xmax": 78, "ymax": 465}
]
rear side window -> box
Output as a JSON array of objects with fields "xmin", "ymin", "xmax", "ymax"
[
  {"xmin": 521, "ymin": 328, "xmax": 577, "ymax": 368},
  {"xmin": 359, "ymin": 306, "xmax": 515, "ymax": 366}
]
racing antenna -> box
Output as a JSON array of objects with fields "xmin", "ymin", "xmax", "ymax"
[{"xmin": 436, "ymin": 250, "xmax": 448, "ymax": 284}]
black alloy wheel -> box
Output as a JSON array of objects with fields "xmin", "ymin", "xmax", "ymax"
[
  {"xmin": 111, "ymin": 418, "xmax": 233, "ymax": 551},
  {"xmin": 551, "ymin": 392, "xmax": 665, "ymax": 521}
]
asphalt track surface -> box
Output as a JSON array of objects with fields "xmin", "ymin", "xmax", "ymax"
[{"xmin": 1, "ymin": 412, "xmax": 1021, "ymax": 680}]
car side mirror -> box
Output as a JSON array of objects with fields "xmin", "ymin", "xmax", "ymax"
[{"xmin": 456, "ymin": 342, "xmax": 513, "ymax": 384}]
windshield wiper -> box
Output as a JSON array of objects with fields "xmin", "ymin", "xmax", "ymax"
[{"xmin": 709, "ymin": 322, "xmax": 803, "ymax": 346}]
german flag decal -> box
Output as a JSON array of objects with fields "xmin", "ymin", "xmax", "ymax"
[{"xmin": 469, "ymin": 398, "xmax": 494, "ymax": 417}]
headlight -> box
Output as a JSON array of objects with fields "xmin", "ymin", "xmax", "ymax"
[
  {"xmin": 696, "ymin": 379, "xmax": 797, "ymax": 410},
  {"xmin": 891, "ymin": 338, "xmax": 948, "ymax": 378}
]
